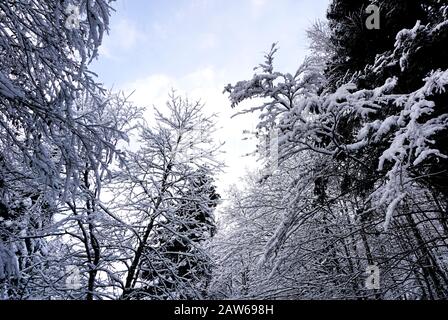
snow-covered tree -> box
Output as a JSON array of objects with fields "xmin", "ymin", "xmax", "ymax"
[
  {"xmin": 140, "ymin": 170, "xmax": 220, "ymax": 299},
  {"xmin": 103, "ymin": 93, "xmax": 223, "ymax": 300},
  {"xmin": 0, "ymin": 0, "xmax": 117, "ymax": 299},
  {"xmin": 219, "ymin": 0, "xmax": 448, "ymax": 299},
  {"xmin": 54, "ymin": 92, "xmax": 143, "ymax": 300},
  {"xmin": 0, "ymin": 0, "xmax": 115, "ymax": 197}
]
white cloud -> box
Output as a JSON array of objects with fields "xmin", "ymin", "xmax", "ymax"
[
  {"xmin": 251, "ymin": 0, "xmax": 267, "ymax": 8},
  {"xmin": 122, "ymin": 67, "xmax": 260, "ymax": 195},
  {"xmin": 93, "ymin": 0, "xmax": 330, "ymax": 203},
  {"xmin": 100, "ymin": 18, "xmax": 146, "ymax": 60},
  {"xmin": 152, "ymin": 22, "xmax": 168, "ymax": 40},
  {"xmin": 198, "ymin": 33, "xmax": 219, "ymax": 50},
  {"xmin": 250, "ymin": 0, "xmax": 268, "ymax": 16},
  {"xmin": 123, "ymin": 74, "xmax": 175, "ymax": 119},
  {"xmin": 115, "ymin": 19, "xmax": 145, "ymax": 50}
]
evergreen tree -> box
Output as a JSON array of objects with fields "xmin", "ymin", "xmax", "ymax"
[
  {"xmin": 222, "ymin": 0, "xmax": 448, "ymax": 299},
  {"xmin": 327, "ymin": 0, "xmax": 448, "ymax": 196},
  {"xmin": 326, "ymin": 0, "xmax": 431, "ymax": 90},
  {"xmin": 141, "ymin": 170, "xmax": 220, "ymax": 299}
]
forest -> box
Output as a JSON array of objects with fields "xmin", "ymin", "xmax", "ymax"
[{"xmin": 0, "ymin": 0, "xmax": 447, "ymax": 300}]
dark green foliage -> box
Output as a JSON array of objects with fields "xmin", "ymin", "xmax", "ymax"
[
  {"xmin": 140, "ymin": 171, "xmax": 220, "ymax": 299},
  {"xmin": 326, "ymin": 0, "xmax": 448, "ymax": 197}
]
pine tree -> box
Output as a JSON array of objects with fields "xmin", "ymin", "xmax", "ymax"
[
  {"xmin": 222, "ymin": 0, "xmax": 448, "ymax": 299},
  {"xmin": 326, "ymin": 0, "xmax": 430, "ymax": 90},
  {"xmin": 141, "ymin": 170, "xmax": 219, "ymax": 299},
  {"xmin": 327, "ymin": 0, "xmax": 448, "ymax": 197}
]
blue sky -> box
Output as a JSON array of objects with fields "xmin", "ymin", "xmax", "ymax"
[{"xmin": 91, "ymin": 0, "xmax": 330, "ymax": 195}]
